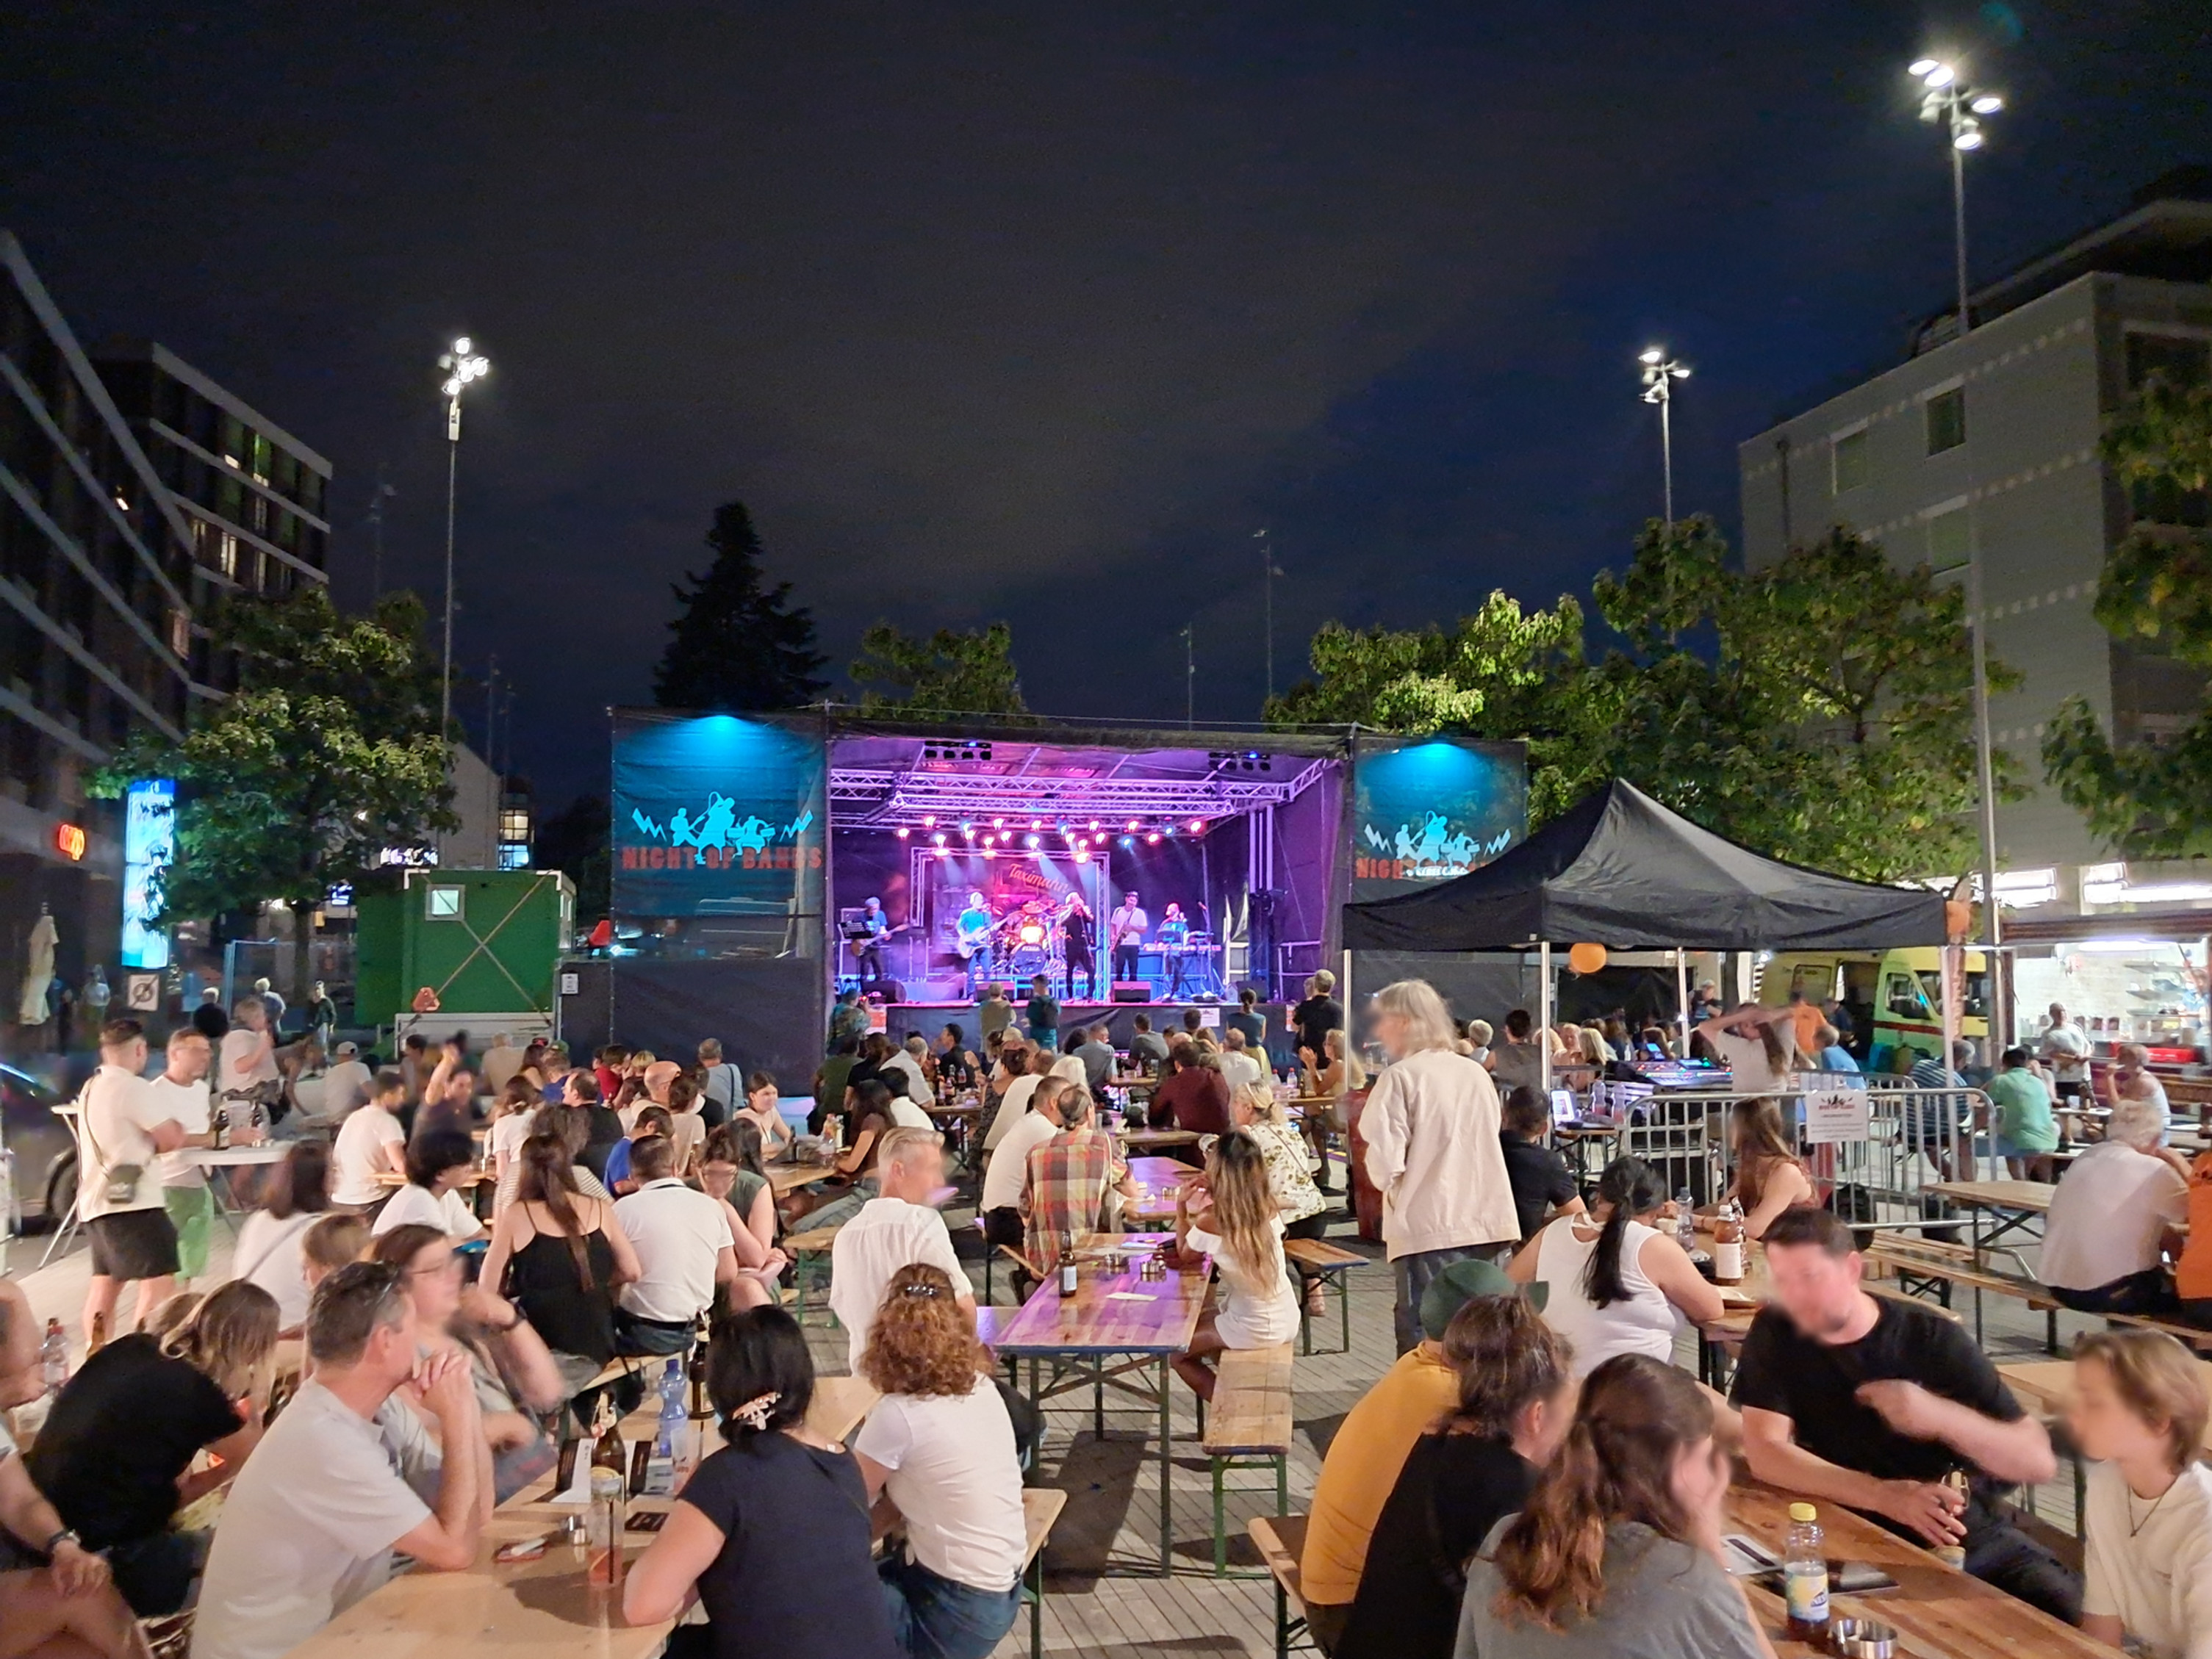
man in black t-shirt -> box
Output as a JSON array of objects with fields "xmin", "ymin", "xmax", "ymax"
[
  {"xmin": 1731, "ymin": 1207, "xmax": 2080, "ymax": 1623},
  {"xmin": 1290, "ymin": 971, "xmax": 1343, "ymax": 1062},
  {"xmin": 1498, "ymin": 1085, "xmax": 1583, "ymax": 1241}
]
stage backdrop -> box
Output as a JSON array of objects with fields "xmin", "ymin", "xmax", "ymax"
[
  {"xmin": 1349, "ymin": 737, "xmax": 1526, "ymax": 902},
  {"xmin": 610, "ymin": 710, "xmax": 827, "ymax": 959}
]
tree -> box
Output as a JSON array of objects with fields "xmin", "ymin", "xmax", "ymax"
[
  {"xmin": 1588, "ymin": 519, "xmax": 2020, "ymax": 883},
  {"xmin": 535, "ymin": 793, "xmax": 611, "ymax": 924},
  {"xmin": 1265, "ymin": 591, "xmax": 1606, "ymax": 822},
  {"xmin": 91, "ymin": 587, "xmax": 456, "ymax": 1000},
  {"xmin": 1269, "ymin": 517, "xmax": 2014, "ymax": 883},
  {"xmin": 653, "ymin": 501, "xmax": 829, "ymax": 711},
  {"xmin": 2042, "ymin": 373, "xmax": 2212, "ymax": 855},
  {"xmin": 850, "ymin": 621, "xmax": 1029, "ymax": 716}
]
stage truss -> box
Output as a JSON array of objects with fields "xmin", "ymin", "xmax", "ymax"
[{"xmin": 828, "ymin": 744, "xmax": 1332, "ymax": 830}]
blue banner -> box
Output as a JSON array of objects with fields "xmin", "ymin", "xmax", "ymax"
[
  {"xmin": 121, "ymin": 778, "xmax": 175, "ymax": 969},
  {"xmin": 610, "ymin": 713, "xmax": 826, "ymax": 949},
  {"xmin": 1350, "ymin": 738, "xmax": 1524, "ymax": 899}
]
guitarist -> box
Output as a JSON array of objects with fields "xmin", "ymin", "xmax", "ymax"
[
  {"xmin": 957, "ymin": 890, "xmax": 997, "ymax": 995},
  {"xmin": 855, "ymin": 896, "xmax": 891, "ymax": 987},
  {"xmin": 1109, "ymin": 890, "xmax": 1149, "ymax": 988}
]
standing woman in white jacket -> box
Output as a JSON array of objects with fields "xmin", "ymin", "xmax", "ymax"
[{"xmin": 1360, "ymin": 979, "xmax": 1522, "ymax": 1353}]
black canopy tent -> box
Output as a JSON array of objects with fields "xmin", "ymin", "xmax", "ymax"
[
  {"xmin": 1342, "ymin": 779, "xmax": 1947, "ymax": 953},
  {"xmin": 1340, "ymin": 780, "xmax": 1950, "ymax": 1084}
]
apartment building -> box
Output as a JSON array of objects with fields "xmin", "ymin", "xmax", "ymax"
[{"xmin": 1738, "ymin": 171, "xmax": 2212, "ymax": 919}]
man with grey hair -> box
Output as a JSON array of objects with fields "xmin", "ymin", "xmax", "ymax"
[
  {"xmin": 828, "ymin": 1127, "xmax": 974, "ymax": 1365},
  {"xmin": 1360, "ymin": 979, "xmax": 1518, "ymax": 1353},
  {"xmin": 192, "ymin": 1262, "xmax": 489, "ymax": 1659},
  {"xmin": 2039, "ymin": 1095, "xmax": 2191, "ymax": 1316}
]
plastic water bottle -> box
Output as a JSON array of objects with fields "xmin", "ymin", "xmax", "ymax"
[
  {"xmin": 40, "ymin": 1319, "xmax": 68, "ymax": 1395},
  {"xmin": 1784, "ymin": 1502, "xmax": 1828, "ymax": 1640},
  {"xmin": 655, "ymin": 1358, "xmax": 686, "ymax": 1450},
  {"xmin": 1674, "ymin": 1190, "xmax": 1696, "ymax": 1255}
]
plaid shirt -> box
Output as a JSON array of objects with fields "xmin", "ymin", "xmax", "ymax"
[{"xmin": 1021, "ymin": 1127, "xmax": 1122, "ymax": 1268}]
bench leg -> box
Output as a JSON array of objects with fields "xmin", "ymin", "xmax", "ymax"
[
  {"xmin": 1028, "ymin": 1544, "xmax": 1045, "ymax": 1659},
  {"xmin": 1339, "ymin": 1273, "xmax": 1351, "ymax": 1354},
  {"xmin": 1300, "ymin": 1297, "xmax": 1313, "ymax": 1357},
  {"xmin": 2046, "ymin": 1307, "xmax": 2058, "ymax": 1356},
  {"xmin": 1276, "ymin": 1578, "xmax": 1290, "ymax": 1659},
  {"xmin": 1213, "ymin": 1458, "xmax": 1228, "ymax": 1576}
]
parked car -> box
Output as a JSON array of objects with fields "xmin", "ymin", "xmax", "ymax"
[{"xmin": 1, "ymin": 1062, "xmax": 76, "ymax": 1228}]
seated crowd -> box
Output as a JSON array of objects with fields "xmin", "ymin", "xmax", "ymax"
[{"xmin": 6, "ymin": 985, "xmax": 2211, "ymax": 1659}]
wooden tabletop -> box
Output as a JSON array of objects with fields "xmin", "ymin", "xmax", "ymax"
[
  {"xmin": 373, "ymin": 1169, "xmax": 493, "ymax": 1189},
  {"xmin": 990, "ymin": 1231, "xmax": 1210, "ymax": 1357},
  {"xmin": 1926, "ymin": 1178, "xmax": 2058, "ymax": 1213},
  {"xmin": 1123, "ymin": 1155, "xmax": 1193, "ymax": 1225},
  {"xmin": 1117, "ymin": 1126, "xmax": 1199, "ymax": 1148},
  {"xmin": 1728, "ymin": 1481, "xmax": 2108, "ymax": 1658},
  {"xmin": 2000, "ymin": 1357, "xmax": 2212, "ymax": 1453},
  {"xmin": 806, "ymin": 1373, "xmax": 880, "ymax": 1444},
  {"xmin": 765, "ymin": 1156, "xmax": 841, "ymax": 1195}
]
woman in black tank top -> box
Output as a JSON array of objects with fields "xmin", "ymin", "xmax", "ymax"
[{"xmin": 481, "ymin": 1132, "xmax": 639, "ymax": 1369}]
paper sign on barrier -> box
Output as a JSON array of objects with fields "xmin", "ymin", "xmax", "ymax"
[{"xmin": 1803, "ymin": 1086, "xmax": 1870, "ymax": 1145}]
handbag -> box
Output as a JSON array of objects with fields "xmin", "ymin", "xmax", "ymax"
[{"xmin": 79, "ymin": 1092, "xmax": 143, "ymax": 1208}]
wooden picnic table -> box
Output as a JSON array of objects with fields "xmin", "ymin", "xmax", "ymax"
[
  {"xmin": 1117, "ymin": 1126, "xmax": 1200, "ymax": 1151},
  {"xmin": 1122, "ymin": 1154, "xmax": 1194, "ymax": 1226},
  {"xmin": 1927, "ymin": 1177, "xmax": 2056, "ymax": 1256},
  {"xmin": 1728, "ymin": 1481, "xmax": 2110, "ymax": 1658},
  {"xmin": 989, "ymin": 1229, "xmax": 1209, "ymax": 1576},
  {"xmin": 764, "ymin": 1155, "xmax": 843, "ymax": 1195}
]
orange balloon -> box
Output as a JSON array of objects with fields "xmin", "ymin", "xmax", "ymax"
[{"xmin": 1567, "ymin": 942, "xmax": 1608, "ymax": 975}]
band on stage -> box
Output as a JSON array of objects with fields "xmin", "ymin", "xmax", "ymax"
[{"xmin": 849, "ymin": 886, "xmax": 1221, "ymax": 1001}]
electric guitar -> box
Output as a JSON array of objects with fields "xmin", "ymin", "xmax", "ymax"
[{"xmin": 955, "ymin": 915, "xmax": 999, "ymax": 960}]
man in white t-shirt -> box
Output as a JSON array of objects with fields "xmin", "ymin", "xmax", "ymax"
[
  {"xmin": 478, "ymin": 1034, "xmax": 525, "ymax": 1098},
  {"xmin": 885, "ymin": 1036, "xmax": 930, "ymax": 1101},
  {"xmin": 611, "ymin": 1137, "xmax": 739, "ymax": 1354},
  {"xmin": 1218, "ymin": 1029, "xmax": 1265, "ymax": 1092},
  {"xmin": 977, "ymin": 1078, "xmax": 1071, "ymax": 1298},
  {"xmin": 218, "ymin": 997, "xmax": 280, "ymax": 1101},
  {"xmin": 311, "ymin": 1041, "xmax": 374, "ymax": 1123},
  {"xmin": 331, "ymin": 1070, "xmax": 409, "ymax": 1209},
  {"xmin": 77, "ymin": 1018, "xmax": 222, "ymax": 1342},
  {"xmin": 2036, "ymin": 1004, "xmax": 2090, "ymax": 1104},
  {"xmin": 190, "ymin": 1261, "xmax": 489, "ymax": 1659},
  {"xmin": 830, "ymin": 1129, "xmax": 974, "ymax": 1368},
  {"xmin": 982, "ymin": 1049, "xmax": 1052, "ymax": 1152},
  {"xmin": 150, "ymin": 1026, "xmax": 217, "ymax": 1283}
]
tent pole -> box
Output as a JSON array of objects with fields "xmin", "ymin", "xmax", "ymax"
[
  {"xmin": 1676, "ymin": 947, "xmax": 1689, "ymax": 1056},
  {"xmin": 1539, "ymin": 940, "xmax": 1553, "ymax": 1095},
  {"xmin": 1341, "ymin": 948, "xmax": 1353, "ymax": 1058}
]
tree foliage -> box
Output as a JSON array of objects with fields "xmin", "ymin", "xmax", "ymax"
[
  {"xmin": 1265, "ymin": 591, "xmax": 1604, "ymax": 821},
  {"xmin": 2042, "ymin": 373, "xmax": 2212, "ymax": 855},
  {"xmin": 90, "ymin": 586, "xmax": 456, "ymax": 926},
  {"xmin": 1590, "ymin": 519, "xmax": 2019, "ymax": 883},
  {"xmin": 1269, "ymin": 517, "xmax": 2014, "ymax": 884},
  {"xmin": 850, "ymin": 621, "xmax": 1029, "ymax": 716},
  {"xmin": 653, "ymin": 502, "xmax": 828, "ymax": 712},
  {"xmin": 535, "ymin": 792, "xmax": 611, "ymax": 923}
]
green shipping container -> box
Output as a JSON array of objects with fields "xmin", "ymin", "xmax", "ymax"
[{"xmin": 352, "ymin": 868, "xmax": 574, "ymax": 1029}]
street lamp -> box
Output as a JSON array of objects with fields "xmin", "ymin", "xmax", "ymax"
[
  {"xmin": 436, "ymin": 336, "xmax": 490, "ymax": 740},
  {"xmin": 1908, "ymin": 55, "xmax": 2008, "ymax": 994},
  {"xmin": 1638, "ymin": 346, "xmax": 1691, "ymax": 526},
  {"xmin": 1908, "ymin": 57, "xmax": 2004, "ymax": 339}
]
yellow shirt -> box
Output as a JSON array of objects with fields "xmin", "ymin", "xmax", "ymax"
[{"xmin": 1299, "ymin": 1345, "xmax": 1458, "ymax": 1606}]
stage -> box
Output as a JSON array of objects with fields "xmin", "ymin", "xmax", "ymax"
[
  {"xmin": 578, "ymin": 710, "xmax": 1529, "ymax": 1079},
  {"xmin": 870, "ymin": 998, "xmax": 1299, "ymax": 1063}
]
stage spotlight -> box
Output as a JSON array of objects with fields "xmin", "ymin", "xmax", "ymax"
[
  {"xmin": 1118, "ymin": 835, "xmax": 1134, "ymax": 849},
  {"xmin": 1030, "ymin": 818, "xmax": 1042, "ymax": 831},
  {"xmin": 1088, "ymin": 819, "xmax": 1100, "ymax": 831},
  {"xmin": 1146, "ymin": 832, "xmax": 1162, "ymax": 845},
  {"xmin": 994, "ymin": 817, "xmax": 1005, "ymax": 829},
  {"xmin": 960, "ymin": 821, "xmax": 973, "ymax": 832},
  {"xmin": 984, "ymin": 848, "xmax": 997, "ymax": 859},
  {"xmin": 894, "ymin": 826, "xmax": 911, "ymax": 839},
  {"xmin": 1074, "ymin": 848, "xmax": 1090, "ymax": 862},
  {"xmin": 923, "ymin": 816, "xmax": 936, "ymax": 828},
  {"xmin": 1188, "ymin": 818, "xmax": 1203, "ymax": 832},
  {"xmin": 1024, "ymin": 833, "xmax": 1040, "ymax": 849},
  {"xmin": 1126, "ymin": 819, "xmax": 1139, "ymax": 832},
  {"xmin": 933, "ymin": 832, "xmax": 947, "ymax": 846}
]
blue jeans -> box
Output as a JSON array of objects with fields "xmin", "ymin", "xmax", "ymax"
[
  {"xmin": 879, "ymin": 1554, "xmax": 1021, "ymax": 1659},
  {"xmin": 1390, "ymin": 1242, "xmax": 1510, "ymax": 1354}
]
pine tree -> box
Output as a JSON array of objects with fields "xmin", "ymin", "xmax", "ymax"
[{"xmin": 653, "ymin": 502, "xmax": 828, "ymax": 710}]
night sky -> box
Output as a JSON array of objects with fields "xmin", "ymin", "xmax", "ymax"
[{"xmin": 5, "ymin": 4, "xmax": 2205, "ymax": 809}]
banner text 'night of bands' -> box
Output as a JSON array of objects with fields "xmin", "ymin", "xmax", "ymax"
[
  {"xmin": 1349, "ymin": 738, "xmax": 1526, "ymax": 899},
  {"xmin": 610, "ymin": 713, "xmax": 827, "ymax": 929}
]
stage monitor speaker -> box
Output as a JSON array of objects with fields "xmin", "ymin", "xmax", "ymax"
[
  {"xmin": 865, "ymin": 980, "xmax": 905, "ymax": 1004},
  {"xmin": 1110, "ymin": 982, "xmax": 1151, "ymax": 1004}
]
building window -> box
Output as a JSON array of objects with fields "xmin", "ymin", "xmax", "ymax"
[
  {"xmin": 1926, "ymin": 504, "xmax": 1970, "ymax": 573},
  {"xmin": 425, "ymin": 885, "xmax": 465, "ymax": 921},
  {"xmin": 1925, "ymin": 386, "xmax": 1966, "ymax": 455},
  {"xmin": 1832, "ymin": 428, "xmax": 1869, "ymax": 493},
  {"xmin": 2125, "ymin": 332, "xmax": 2211, "ymax": 391}
]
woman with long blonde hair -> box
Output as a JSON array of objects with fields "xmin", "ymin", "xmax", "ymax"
[
  {"xmin": 1171, "ymin": 1131, "xmax": 1301, "ymax": 1401},
  {"xmin": 851, "ymin": 1263, "xmax": 1027, "ymax": 1659},
  {"xmin": 1459, "ymin": 1354, "xmax": 1774, "ymax": 1658}
]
